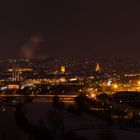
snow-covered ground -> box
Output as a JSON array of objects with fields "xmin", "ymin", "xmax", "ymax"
[
  {"xmin": 1, "ymin": 102, "xmax": 139, "ymax": 140},
  {"xmin": 23, "ymin": 103, "xmax": 107, "ymax": 131},
  {"xmin": 0, "ymin": 111, "xmax": 18, "ymax": 140},
  {"xmin": 0, "ymin": 109, "xmax": 30, "ymax": 140},
  {"xmin": 23, "ymin": 102, "xmax": 140, "ymax": 140}
]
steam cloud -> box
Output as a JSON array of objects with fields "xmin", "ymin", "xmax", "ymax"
[{"xmin": 21, "ymin": 35, "xmax": 47, "ymax": 59}]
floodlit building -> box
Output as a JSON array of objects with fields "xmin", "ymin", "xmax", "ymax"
[
  {"xmin": 61, "ymin": 66, "xmax": 66, "ymax": 73},
  {"xmin": 95, "ymin": 63, "xmax": 101, "ymax": 72}
]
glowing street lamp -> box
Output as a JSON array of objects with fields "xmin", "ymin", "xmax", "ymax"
[{"xmin": 113, "ymin": 84, "xmax": 118, "ymax": 89}]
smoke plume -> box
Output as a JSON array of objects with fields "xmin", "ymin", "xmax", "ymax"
[{"xmin": 21, "ymin": 35, "xmax": 47, "ymax": 59}]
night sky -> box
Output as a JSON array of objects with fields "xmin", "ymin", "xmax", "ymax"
[{"xmin": 0, "ymin": 1, "xmax": 140, "ymax": 60}]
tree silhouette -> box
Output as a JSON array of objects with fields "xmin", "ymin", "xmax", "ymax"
[{"xmin": 52, "ymin": 95, "xmax": 64, "ymax": 109}]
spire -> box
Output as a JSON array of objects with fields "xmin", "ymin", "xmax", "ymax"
[{"xmin": 95, "ymin": 63, "xmax": 101, "ymax": 72}]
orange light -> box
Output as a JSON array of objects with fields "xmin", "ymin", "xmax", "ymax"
[
  {"xmin": 113, "ymin": 84, "xmax": 118, "ymax": 89},
  {"xmin": 7, "ymin": 84, "xmax": 20, "ymax": 89}
]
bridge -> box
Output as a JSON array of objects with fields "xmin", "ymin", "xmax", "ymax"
[{"xmin": 0, "ymin": 94, "xmax": 77, "ymax": 104}]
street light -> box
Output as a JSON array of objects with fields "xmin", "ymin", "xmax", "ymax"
[
  {"xmin": 112, "ymin": 84, "xmax": 118, "ymax": 90},
  {"xmin": 138, "ymin": 80, "xmax": 140, "ymax": 85}
]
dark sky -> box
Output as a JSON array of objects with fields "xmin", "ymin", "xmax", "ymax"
[{"xmin": 0, "ymin": 0, "xmax": 140, "ymax": 60}]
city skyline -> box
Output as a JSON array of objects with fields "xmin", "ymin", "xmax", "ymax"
[{"xmin": 1, "ymin": 1, "xmax": 140, "ymax": 139}]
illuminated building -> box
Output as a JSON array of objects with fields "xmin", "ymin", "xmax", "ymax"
[
  {"xmin": 9, "ymin": 65, "xmax": 33, "ymax": 82},
  {"xmin": 61, "ymin": 66, "xmax": 65, "ymax": 73},
  {"xmin": 8, "ymin": 68, "xmax": 33, "ymax": 72},
  {"xmin": 95, "ymin": 63, "xmax": 101, "ymax": 72},
  {"xmin": 10, "ymin": 60, "xmax": 33, "ymax": 82},
  {"xmin": 12, "ymin": 60, "xmax": 19, "ymax": 82},
  {"xmin": 7, "ymin": 84, "xmax": 20, "ymax": 90}
]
